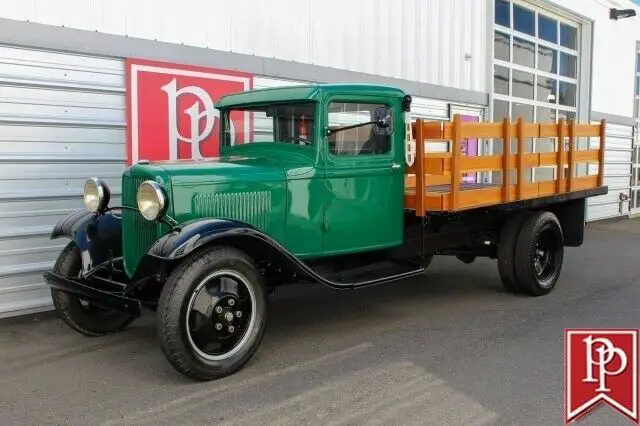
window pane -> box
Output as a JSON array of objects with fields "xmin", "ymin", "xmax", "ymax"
[
  {"xmin": 560, "ymin": 53, "xmax": 577, "ymax": 78},
  {"xmin": 513, "ymin": 4, "xmax": 535, "ymax": 36},
  {"xmin": 538, "ymin": 45, "xmax": 557, "ymax": 74},
  {"xmin": 637, "ymin": 52, "xmax": 640, "ymax": 73},
  {"xmin": 537, "ymin": 107, "xmax": 556, "ymax": 122},
  {"xmin": 558, "ymin": 110, "xmax": 576, "ymax": 121},
  {"xmin": 536, "ymin": 107, "xmax": 557, "ymax": 152},
  {"xmin": 495, "ymin": 0, "xmax": 510, "ymax": 28},
  {"xmin": 560, "ymin": 23, "xmax": 577, "ymax": 50},
  {"xmin": 558, "ymin": 81, "xmax": 577, "ymax": 107},
  {"xmin": 512, "ymin": 102, "xmax": 534, "ymax": 121},
  {"xmin": 493, "ymin": 99, "xmax": 509, "ymax": 121},
  {"xmin": 494, "ymin": 31, "xmax": 510, "ymax": 61},
  {"xmin": 494, "ymin": 65, "xmax": 509, "ymax": 95},
  {"xmin": 327, "ymin": 102, "xmax": 391, "ymax": 156},
  {"xmin": 636, "ymin": 75, "xmax": 639, "ymax": 96},
  {"xmin": 512, "ymin": 69, "xmax": 534, "ymax": 99},
  {"xmin": 537, "ymin": 77, "xmax": 557, "ymax": 103},
  {"xmin": 513, "ymin": 37, "xmax": 535, "ymax": 68},
  {"xmin": 538, "ymin": 14, "xmax": 558, "ymax": 43}
]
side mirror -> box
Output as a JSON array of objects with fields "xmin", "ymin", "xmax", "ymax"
[{"xmin": 373, "ymin": 106, "xmax": 393, "ymax": 135}]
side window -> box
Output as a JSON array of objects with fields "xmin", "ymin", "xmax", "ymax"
[{"xmin": 327, "ymin": 102, "xmax": 391, "ymax": 156}]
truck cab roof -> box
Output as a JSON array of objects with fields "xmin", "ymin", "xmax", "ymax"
[{"xmin": 215, "ymin": 83, "xmax": 407, "ymax": 108}]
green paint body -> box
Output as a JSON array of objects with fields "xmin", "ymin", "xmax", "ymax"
[{"xmin": 121, "ymin": 84, "xmax": 409, "ymax": 277}]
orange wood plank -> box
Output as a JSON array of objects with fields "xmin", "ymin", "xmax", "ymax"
[
  {"xmin": 517, "ymin": 118, "xmax": 525, "ymax": 200},
  {"xmin": 556, "ymin": 120, "xmax": 565, "ymax": 194},
  {"xmin": 451, "ymin": 115, "xmax": 462, "ymax": 210},
  {"xmin": 503, "ymin": 118, "xmax": 512, "ymax": 202},
  {"xmin": 415, "ymin": 119, "xmax": 426, "ymax": 217},
  {"xmin": 405, "ymin": 173, "xmax": 451, "ymax": 188},
  {"xmin": 598, "ymin": 119, "xmax": 606, "ymax": 187},
  {"xmin": 568, "ymin": 120, "xmax": 576, "ymax": 191}
]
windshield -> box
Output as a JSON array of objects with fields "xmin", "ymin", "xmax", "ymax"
[{"xmin": 221, "ymin": 102, "xmax": 316, "ymax": 148}]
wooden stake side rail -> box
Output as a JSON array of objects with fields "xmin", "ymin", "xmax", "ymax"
[{"xmin": 404, "ymin": 115, "xmax": 606, "ymax": 216}]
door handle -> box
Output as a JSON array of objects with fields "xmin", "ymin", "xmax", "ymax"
[{"xmin": 391, "ymin": 163, "xmax": 401, "ymax": 169}]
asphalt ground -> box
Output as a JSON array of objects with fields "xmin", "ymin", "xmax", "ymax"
[{"xmin": 1, "ymin": 218, "xmax": 639, "ymax": 425}]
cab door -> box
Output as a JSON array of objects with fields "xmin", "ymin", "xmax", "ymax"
[{"xmin": 322, "ymin": 95, "xmax": 404, "ymax": 256}]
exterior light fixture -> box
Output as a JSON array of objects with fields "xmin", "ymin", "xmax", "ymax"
[{"xmin": 609, "ymin": 8, "xmax": 637, "ymax": 20}]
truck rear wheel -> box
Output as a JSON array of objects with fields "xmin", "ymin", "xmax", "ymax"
[
  {"xmin": 156, "ymin": 246, "xmax": 268, "ymax": 381},
  {"xmin": 513, "ymin": 211, "xmax": 564, "ymax": 296},
  {"xmin": 496, "ymin": 212, "xmax": 531, "ymax": 293},
  {"xmin": 51, "ymin": 241, "xmax": 135, "ymax": 336}
]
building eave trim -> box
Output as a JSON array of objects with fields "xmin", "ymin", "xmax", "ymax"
[{"xmin": 0, "ymin": 18, "xmax": 488, "ymax": 106}]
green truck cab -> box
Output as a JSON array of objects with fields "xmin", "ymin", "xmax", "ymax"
[{"xmin": 43, "ymin": 83, "xmax": 607, "ymax": 381}]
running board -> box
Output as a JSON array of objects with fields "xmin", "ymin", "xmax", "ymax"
[{"xmin": 307, "ymin": 261, "xmax": 426, "ymax": 290}]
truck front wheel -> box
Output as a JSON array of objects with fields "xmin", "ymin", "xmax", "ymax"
[
  {"xmin": 513, "ymin": 211, "xmax": 564, "ymax": 296},
  {"xmin": 157, "ymin": 246, "xmax": 268, "ymax": 381},
  {"xmin": 50, "ymin": 241, "xmax": 136, "ymax": 336}
]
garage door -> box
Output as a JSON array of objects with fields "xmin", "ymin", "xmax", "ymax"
[
  {"xmin": 0, "ymin": 45, "xmax": 126, "ymax": 318},
  {"xmin": 586, "ymin": 122, "xmax": 634, "ymax": 222}
]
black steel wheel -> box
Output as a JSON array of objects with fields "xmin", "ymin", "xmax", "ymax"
[
  {"xmin": 513, "ymin": 211, "xmax": 564, "ymax": 296},
  {"xmin": 50, "ymin": 241, "xmax": 135, "ymax": 336},
  {"xmin": 157, "ymin": 246, "xmax": 268, "ymax": 381}
]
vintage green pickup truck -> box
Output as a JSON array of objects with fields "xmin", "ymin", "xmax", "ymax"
[{"xmin": 44, "ymin": 83, "xmax": 607, "ymax": 381}]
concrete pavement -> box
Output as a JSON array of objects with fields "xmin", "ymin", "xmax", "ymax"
[{"xmin": 1, "ymin": 218, "xmax": 639, "ymax": 425}]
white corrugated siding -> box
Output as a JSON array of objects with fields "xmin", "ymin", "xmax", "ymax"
[
  {"xmin": 0, "ymin": 44, "xmax": 126, "ymax": 318},
  {"xmin": 586, "ymin": 122, "xmax": 634, "ymax": 222},
  {"xmin": 0, "ymin": 0, "xmax": 488, "ymax": 93}
]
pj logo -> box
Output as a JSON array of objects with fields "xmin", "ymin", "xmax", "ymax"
[
  {"xmin": 126, "ymin": 58, "xmax": 253, "ymax": 165},
  {"xmin": 565, "ymin": 329, "xmax": 639, "ymax": 423}
]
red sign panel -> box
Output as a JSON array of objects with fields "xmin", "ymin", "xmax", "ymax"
[
  {"xmin": 565, "ymin": 329, "xmax": 639, "ymax": 423},
  {"xmin": 126, "ymin": 58, "xmax": 253, "ymax": 165}
]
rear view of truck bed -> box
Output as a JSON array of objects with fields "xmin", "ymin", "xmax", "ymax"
[{"xmin": 404, "ymin": 115, "xmax": 607, "ymax": 215}]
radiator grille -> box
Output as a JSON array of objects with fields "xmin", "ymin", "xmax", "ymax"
[
  {"xmin": 193, "ymin": 191, "xmax": 271, "ymax": 231},
  {"xmin": 121, "ymin": 176, "xmax": 158, "ymax": 277}
]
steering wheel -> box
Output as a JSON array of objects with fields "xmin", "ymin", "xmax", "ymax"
[{"xmin": 282, "ymin": 136, "xmax": 312, "ymax": 146}]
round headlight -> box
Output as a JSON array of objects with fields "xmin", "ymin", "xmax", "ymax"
[
  {"xmin": 137, "ymin": 181, "xmax": 167, "ymax": 221},
  {"xmin": 83, "ymin": 178, "xmax": 110, "ymax": 213}
]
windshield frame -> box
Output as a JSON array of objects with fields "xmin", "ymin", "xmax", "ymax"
[{"xmin": 219, "ymin": 101, "xmax": 318, "ymax": 149}]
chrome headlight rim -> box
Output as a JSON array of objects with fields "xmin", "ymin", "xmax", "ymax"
[
  {"xmin": 136, "ymin": 180, "xmax": 168, "ymax": 221},
  {"xmin": 83, "ymin": 177, "xmax": 111, "ymax": 213}
]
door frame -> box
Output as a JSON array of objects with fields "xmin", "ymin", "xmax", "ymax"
[{"xmin": 320, "ymin": 93, "xmax": 405, "ymax": 255}]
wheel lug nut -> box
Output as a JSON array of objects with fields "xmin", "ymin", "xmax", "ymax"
[
  {"xmin": 215, "ymin": 323, "xmax": 222, "ymax": 330},
  {"xmin": 228, "ymin": 299, "xmax": 235, "ymax": 306},
  {"xmin": 215, "ymin": 306, "xmax": 223, "ymax": 313},
  {"xmin": 228, "ymin": 326, "xmax": 235, "ymax": 333},
  {"xmin": 236, "ymin": 311, "xmax": 242, "ymax": 318}
]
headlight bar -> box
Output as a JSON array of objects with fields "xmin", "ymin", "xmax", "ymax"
[
  {"xmin": 83, "ymin": 177, "xmax": 111, "ymax": 213},
  {"xmin": 136, "ymin": 180, "xmax": 168, "ymax": 221}
]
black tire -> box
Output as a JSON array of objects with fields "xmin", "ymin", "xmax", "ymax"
[
  {"xmin": 156, "ymin": 246, "xmax": 268, "ymax": 381},
  {"xmin": 50, "ymin": 242, "xmax": 136, "ymax": 336},
  {"xmin": 456, "ymin": 255, "xmax": 476, "ymax": 264},
  {"xmin": 496, "ymin": 212, "xmax": 532, "ymax": 293},
  {"xmin": 513, "ymin": 211, "xmax": 564, "ymax": 296}
]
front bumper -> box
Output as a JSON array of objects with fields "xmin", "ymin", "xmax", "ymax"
[{"xmin": 44, "ymin": 270, "xmax": 142, "ymax": 316}]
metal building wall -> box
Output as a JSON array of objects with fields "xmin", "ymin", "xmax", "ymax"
[
  {"xmin": 586, "ymin": 122, "xmax": 634, "ymax": 221},
  {"xmin": 0, "ymin": 0, "xmax": 489, "ymax": 93},
  {"xmin": 0, "ymin": 45, "xmax": 126, "ymax": 318}
]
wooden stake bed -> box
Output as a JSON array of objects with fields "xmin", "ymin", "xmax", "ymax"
[{"xmin": 404, "ymin": 114, "xmax": 607, "ymax": 216}]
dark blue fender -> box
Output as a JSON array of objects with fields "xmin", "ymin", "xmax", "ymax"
[
  {"xmin": 148, "ymin": 218, "xmax": 264, "ymax": 260},
  {"xmin": 50, "ymin": 208, "xmax": 122, "ymax": 270}
]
